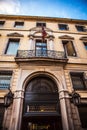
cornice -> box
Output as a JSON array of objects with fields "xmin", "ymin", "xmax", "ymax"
[
  {"xmin": 59, "ymin": 35, "xmax": 74, "ymax": 40},
  {"xmin": 7, "ymin": 32, "xmax": 24, "ymax": 37},
  {"xmin": 0, "ymin": 14, "xmax": 87, "ymax": 24},
  {"xmin": 79, "ymin": 36, "xmax": 87, "ymax": 40}
]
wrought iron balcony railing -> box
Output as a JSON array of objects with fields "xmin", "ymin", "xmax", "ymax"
[{"xmin": 16, "ymin": 50, "xmax": 67, "ymax": 60}]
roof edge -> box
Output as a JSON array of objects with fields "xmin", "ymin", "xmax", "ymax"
[{"xmin": 0, "ymin": 14, "xmax": 87, "ymax": 23}]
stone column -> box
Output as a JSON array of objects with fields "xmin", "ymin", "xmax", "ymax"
[
  {"xmin": 58, "ymin": 75, "xmax": 74, "ymax": 130},
  {"xmin": 9, "ymin": 90, "xmax": 24, "ymax": 130}
]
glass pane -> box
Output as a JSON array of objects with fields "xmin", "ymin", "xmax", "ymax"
[
  {"xmin": 84, "ymin": 42, "xmax": 87, "ymax": 50},
  {"xmin": 71, "ymin": 76, "xmax": 84, "ymax": 89},
  {"xmin": 66, "ymin": 41, "xmax": 76, "ymax": 56},
  {"xmin": 6, "ymin": 41, "xmax": 19, "ymax": 55},
  {"xmin": 0, "ymin": 75, "xmax": 11, "ymax": 89}
]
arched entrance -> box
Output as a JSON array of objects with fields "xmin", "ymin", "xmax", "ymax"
[{"xmin": 21, "ymin": 75, "xmax": 62, "ymax": 130}]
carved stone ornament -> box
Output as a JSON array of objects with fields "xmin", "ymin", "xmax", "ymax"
[{"xmin": 14, "ymin": 90, "xmax": 24, "ymax": 99}]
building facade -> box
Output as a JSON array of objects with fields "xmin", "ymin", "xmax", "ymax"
[{"xmin": 0, "ymin": 14, "xmax": 87, "ymax": 130}]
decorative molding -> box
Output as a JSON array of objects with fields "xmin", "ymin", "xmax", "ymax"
[
  {"xmin": 7, "ymin": 32, "xmax": 24, "ymax": 37},
  {"xmin": 14, "ymin": 90, "xmax": 24, "ymax": 99},
  {"xmin": 59, "ymin": 35, "xmax": 74, "ymax": 40},
  {"xmin": 79, "ymin": 36, "xmax": 87, "ymax": 40}
]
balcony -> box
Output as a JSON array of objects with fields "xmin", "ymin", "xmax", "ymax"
[{"xmin": 15, "ymin": 50, "xmax": 68, "ymax": 63}]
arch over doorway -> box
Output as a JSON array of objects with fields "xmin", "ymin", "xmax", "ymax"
[{"xmin": 21, "ymin": 74, "xmax": 63, "ymax": 130}]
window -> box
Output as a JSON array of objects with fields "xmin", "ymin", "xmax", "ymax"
[
  {"xmin": 5, "ymin": 39, "xmax": 19, "ymax": 55},
  {"xmin": 62, "ymin": 41, "xmax": 76, "ymax": 57},
  {"xmin": 58, "ymin": 24, "xmax": 69, "ymax": 30},
  {"xmin": 0, "ymin": 71, "xmax": 12, "ymax": 89},
  {"xmin": 83, "ymin": 42, "xmax": 87, "ymax": 50},
  {"xmin": 0, "ymin": 103, "xmax": 5, "ymax": 129},
  {"xmin": 78, "ymin": 105, "xmax": 87, "ymax": 128},
  {"xmin": 14, "ymin": 21, "xmax": 24, "ymax": 28},
  {"xmin": 36, "ymin": 22, "xmax": 46, "ymax": 27},
  {"xmin": 0, "ymin": 21, "xmax": 5, "ymax": 27},
  {"xmin": 75, "ymin": 25, "xmax": 86, "ymax": 32},
  {"xmin": 35, "ymin": 40, "xmax": 47, "ymax": 56},
  {"xmin": 70, "ymin": 72, "xmax": 87, "ymax": 90}
]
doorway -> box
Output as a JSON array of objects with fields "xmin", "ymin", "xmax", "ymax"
[
  {"xmin": 21, "ymin": 116, "xmax": 62, "ymax": 130},
  {"xmin": 21, "ymin": 75, "xmax": 63, "ymax": 130}
]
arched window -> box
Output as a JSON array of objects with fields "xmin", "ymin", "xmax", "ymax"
[{"xmin": 23, "ymin": 76, "xmax": 60, "ymax": 115}]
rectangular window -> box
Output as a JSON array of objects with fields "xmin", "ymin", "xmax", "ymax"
[
  {"xmin": 83, "ymin": 42, "xmax": 87, "ymax": 50},
  {"xmin": 0, "ymin": 71, "xmax": 12, "ymax": 89},
  {"xmin": 70, "ymin": 72, "xmax": 87, "ymax": 90},
  {"xmin": 58, "ymin": 24, "xmax": 69, "ymax": 30},
  {"xmin": 78, "ymin": 105, "xmax": 87, "ymax": 128},
  {"xmin": 75, "ymin": 25, "xmax": 86, "ymax": 32},
  {"xmin": 36, "ymin": 22, "xmax": 46, "ymax": 27},
  {"xmin": 0, "ymin": 103, "xmax": 5, "ymax": 129},
  {"xmin": 62, "ymin": 41, "xmax": 76, "ymax": 57},
  {"xmin": 5, "ymin": 39, "xmax": 19, "ymax": 55},
  {"xmin": 14, "ymin": 21, "xmax": 24, "ymax": 28},
  {"xmin": 0, "ymin": 21, "xmax": 5, "ymax": 26},
  {"xmin": 35, "ymin": 40, "xmax": 47, "ymax": 57}
]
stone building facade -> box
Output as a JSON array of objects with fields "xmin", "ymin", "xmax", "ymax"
[{"xmin": 0, "ymin": 14, "xmax": 87, "ymax": 130}]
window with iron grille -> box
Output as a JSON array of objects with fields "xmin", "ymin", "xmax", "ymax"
[
  {"xmin": 5, "ymin": 39, "xmax": 19, "ymax": 55},
  {"xmin": 0, "ymin": 71, "xmax": 12, "ymax": 89},
  {"xmin": 58, "ymin": 24, "xmax": 69, "ymax": 30},
  {"xmin": 14, "ymin": 21, "xmax": 24, "ymax": 28},
  {"xmin": 36, "ymin": 22, "xmax": 46, "ymax": 27},
  {"xmin": 0, "ymin": 103, "xmax": 5, "ymax": 129},
  {"xmin": 70, "ymin": 72, "xmax": 87, "ymax": 90}
]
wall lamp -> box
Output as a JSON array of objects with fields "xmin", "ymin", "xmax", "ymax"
[
  {"xmin": 4, "ymin": 88, "xmax": 14, "ymax": 108},
  {"xmin": 69, "ymin": 91, "xmax": 81, "ymax": 105}
]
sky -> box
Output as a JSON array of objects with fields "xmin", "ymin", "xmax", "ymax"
[{"xmin": 0, "ymin": 0, "xmax": 87, "ymax": 20}]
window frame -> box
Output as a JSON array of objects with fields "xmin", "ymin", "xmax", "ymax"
[
  {"xmin": 58, "ymin": 24, "xmax": 69, "ymax": 30},
  {"xmin": 5, "ymin": 38, "xmax": 20, "ymax": 55},
  {"xmin": 75, "ymin": 25, "xmax": 86, "ymax": 32},
  {"xmin": 78, "ymin": 104, "xmax": 87, "ymax": 128},
  {"xmin": 0, "ymin": 21, "xmax": 5, "ymax": 27},
  {"xmin": 62, "ymin": 40, "xmax": 77, "ymax": 57},
  {"xmin": 36, "ymin": 22, "xmax": 46, "ymax": 27},
  {"xmin": 14, "ymin": 21, "xmax": 24, "ymax": 28},
  {"xmin": 0, "ymin": 103, "xmax": 5, "ymax": 129},
  {"xmin": 0, "ymin": 71, "xmax": 12, "ymax": 90},
  {"xmin": 83, "ymin": 41, "xmax": 87, "ymax": 50},
  {"xmin": 70, "ymin": 72, "xmax": 87, "ymax": 90},
  {"xmin": 35, "ymin": 39, "xmax": 47, "ymax": 57}
]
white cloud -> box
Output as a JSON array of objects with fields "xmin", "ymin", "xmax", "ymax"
[{"xmin": 0, "ymin": 0, "xmax": 21, "ymax": 14}]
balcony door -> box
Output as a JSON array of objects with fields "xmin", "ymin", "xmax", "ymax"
[
  {"xmin": 35, "ymin": 40, "xmax": 47, "ymax": 57},
  {"xmin": 21, "ymin": 75, "xmax": 62, "ymax": 130}
]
